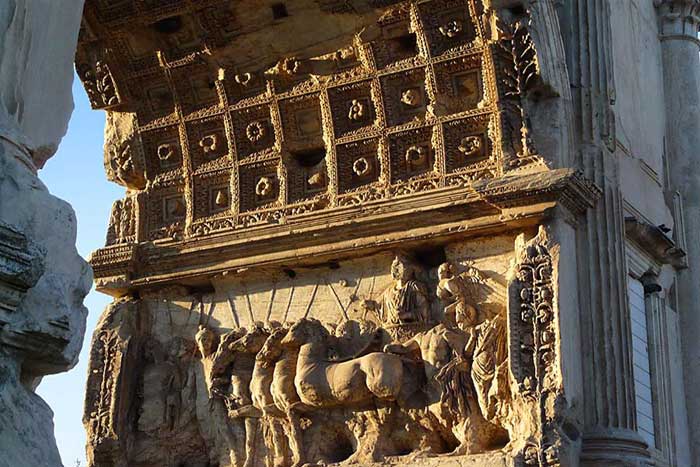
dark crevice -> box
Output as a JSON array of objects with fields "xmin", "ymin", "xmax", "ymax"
[
  {"xmin": 414, "ymin": 245, "xmax": 447, "ymax": 269},
  {"xmin": 292, "ymin": 147, "xmax": 326, "ymax": 167},
  {"xmin": 271, "ymin": 3, "xmax": 289, "ymax": 19},
  {"xmin": 395, "ymin": 33, "xmax": 417, "ymax": 54},
  {"xmin": 152, "ymin": 16, "xmax": 183, "ymax": 34}
]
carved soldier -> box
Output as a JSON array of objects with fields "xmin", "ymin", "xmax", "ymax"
[{"xmin": 378, "ymin": 255, "xmax": 430, "ymax": 325}]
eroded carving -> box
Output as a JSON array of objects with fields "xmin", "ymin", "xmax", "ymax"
[{"xmin": 77, "ymin": 1, "xmax": 588, "ymax": 466}]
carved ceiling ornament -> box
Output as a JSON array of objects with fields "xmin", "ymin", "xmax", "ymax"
[
  {"xmin": 400, "ymin": 88, "xmax": 422, "ymax": 107},
  {"xmin": 235, "ymin": 72, "xmax": 254, "ymax": 87},
  {"xmin": 157, "ymin": 143, "xmax": 175, "ymax": 162},
  {"xmin": 255, "ymin": 176, "xmax": 274, "ymax": 198},
  {"xmin": 439, "ymin": 19, "xmax": 463, "ymax": 38},
  {"xmin": 199, "ymin": 134, "xmax": 218, "ymax": 154},
  {"xmin": 458, "ymin": 135, "xmax": 482, "ymax": 156},
  {"xmin": 352, "ymin": 156, "xmax": 371, "ymax": 177},
  {"xmin": 79, "ymin": 59, "xmax": 121, "ymax": 110},
  {"xmin": 76, "ymin": 0, "xmax": 552, "ymax": 246},
  {"xmin": 347, "ymin": 99, "xmax": 366, "ymax": 121},
  {"xmin": 246, "ymin": 121, "xmax": 266, "ymax": 143}
]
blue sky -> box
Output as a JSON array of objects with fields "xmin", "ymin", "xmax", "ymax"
[{"xmin": 37, "ymin": 76, "xmax": 123, "ymax": 466}]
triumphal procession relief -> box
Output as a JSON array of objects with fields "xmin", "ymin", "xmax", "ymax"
[{"xmin": 77, "ymin": 0, "xmax": 600, "ymax": 466}]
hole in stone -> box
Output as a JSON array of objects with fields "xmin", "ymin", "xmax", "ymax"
[
  {"xmin": 152, "ymin": 16, "xmax": 183, "ymax": 34},
  {"xmin": 394, "ymin": 33, "xmax": 417, "ymax": 55},
  {"xmin": 508, "ymin": 5, "xmax": 527, "ymax": 16},
  {"xmin": 562, "ymin": 421, "xmax": 580, "ymax": 442},
  {"xmin": 283, "ymin": 268, "xmax": 296, "ymax": 278},
  {"xmin": 188, "ymin": 283, "xmax": 216, "ymax": 295},
  {"xmin": 414, "ymin": 245, "xmax": 447, "ymax": 269},
  {"xmin": 326, "ymin": 433, "xmax": 355, "ymax": 463},
  {"xmin": 292, "ymin": 147, "xmax": 326, "ymax": 167},
  {"xmin": 271, "ymin": 3, "xmax": 289, "ymax": 19}
]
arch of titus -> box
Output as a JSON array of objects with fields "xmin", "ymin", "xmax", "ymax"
[{"xmin": 3, "ymin": 0, "xmax": 700, "ymax": 466}]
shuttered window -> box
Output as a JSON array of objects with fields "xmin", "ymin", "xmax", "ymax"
[{"xmin": 628, "ymin": 277, "xmax": 656, "ymax": 449}]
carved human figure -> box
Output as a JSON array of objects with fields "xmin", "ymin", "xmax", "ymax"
[
  {"xmin": 195, "ymin": 325, "xmax": 223, "ymax": 403},
  {"xmin": 378, "ymin": 255, "xmax": 430, "ymax": 325},
  {"xmin": 174, "ymin": 338, "xmax": 199, "ymax": 431},
  {"xmin": 384, "ymin": 272, "xmax": 508, "ymax": 455},
  {"xmin": 437, "ymin": 262, "xmax": 510, "ymax": 423},
  {"xmin": 163, "ymin": 344, "xmax": 185, "ymax": 432},
  {"xmin": 436, "ymin": 262, "xmax": 480, "ymax": 324}
]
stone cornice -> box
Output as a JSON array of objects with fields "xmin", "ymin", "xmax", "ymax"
[
  {"xmin": 0, "ymin": 222, "xmax": 45, "ymax": 313},
  {"xmin": 624, "ymin": 216, "xmax": 687, "ymax": 269},
  {"xmin": 90, "ymin": 168, "xmax": 601, "ymax": 294},
  {"xmin": 655, "ymin": 0, "xmax": 700, "ymax": 39}
]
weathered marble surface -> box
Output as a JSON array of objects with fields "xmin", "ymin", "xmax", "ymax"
[{"xmin": 0, "ymin": 1, "xmax": 89, "ymax": 466}]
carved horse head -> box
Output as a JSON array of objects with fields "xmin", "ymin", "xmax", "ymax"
[
  {"xmin": 256, "ymin": 327, "xmax": 288, "ymax": 367},
  {"xmin": 281, "ymin": 318, "xmax": 330, "ymax": 351},
  {"xmin": 230, "ymin": 324, "xmax": 270, "ymax": 354}
]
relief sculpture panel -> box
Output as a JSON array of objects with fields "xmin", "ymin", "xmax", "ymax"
[
  {"xmin": 78, "ymin": 1, "xmax": 598, "ymax": 466},
  {"xmin": 84, "ymin": 231, "xmax": 577, "ymax": 467}
]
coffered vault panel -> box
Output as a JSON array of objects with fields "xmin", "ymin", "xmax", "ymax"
[{"xmin": 76, "ymin": 0, "xmax": 566, "ymax": 292}]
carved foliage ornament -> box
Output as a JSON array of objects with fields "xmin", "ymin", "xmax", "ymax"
[
  {"xmin": 81, "ymin": 60, "xmax": 121, "ymax": 110},
  {"xmin": 510, "ymin": 227, "xmax": 564, "ymax": 467},
  {"xmin": 497, "ymin": 18, "xmax": 541, "ymax": 166}
]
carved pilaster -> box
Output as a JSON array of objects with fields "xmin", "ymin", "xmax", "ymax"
[
  {"xmin": 655, "ymin": 0, "xmax": 700, "ymax": 462},
  {"xmin": 509, "ymin": 227, "xmax": 566, "ymax": 466},
  {"xmin": 559, "ymin": 0, "xmax": 651, "ymax": 463},
  {"xmin": 84, "ymin": 299, "xmax": 143, "ymax": 467}
]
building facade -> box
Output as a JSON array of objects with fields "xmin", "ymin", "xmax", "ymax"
[{"xmin": 2, "ymin": 0, "xmax": 700, "ymax": 466}]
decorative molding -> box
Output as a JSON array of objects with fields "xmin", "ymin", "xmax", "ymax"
[
  {"xmin": 655, "ymin": 0, "xmax": 700, "ymax": 40},
  {"xmin": 90, "ymin": 169, "xmax": 599, "ymax": 291},
  {"xmin": 473, "ymin": 168, "xmax": 601, "ymax": 217}
]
